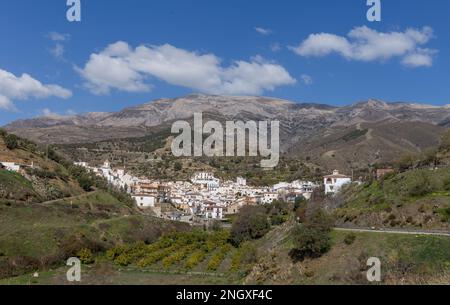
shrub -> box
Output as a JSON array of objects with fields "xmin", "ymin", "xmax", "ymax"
[
  {"xmin": 185, "ymin": 250, "xmax": 206, "ymax": 270},
  {"xmin": 344, "ymin": 233, "xmax": 357, "ymax": 245},
  {"xmin": 270, "ymin": 214, "xmax": 286, "ymax": 226},
  {"xmin": 47, "ymin": 146, "xmax": 63, "ymax": 163},
  {"xmin": 114, "ymin": 253, "xmax": 133, "ymax": 266},
  {"xmin": 173, "ymin": 162, "xmax": 183, "ymax": 171},
  {"xmin": 77, "ymin": 248, "xmax": 94, "ymax": 264},
  {"xmin": 437, "ymin": 206, "xmax": 450, "ymax": 222},
  {"xmin": 26, "ymin": 168, "xmax": 57, "ymax": 179},
  {"xmin": 77, "ymin": 174, "xmax": 94, "ymax": 191},
  {"xmin": 162, "ymin": 246, "xmax": 192, "ymax": 270},
  {"xmin": 396, "ymin": 154, "xmax": 416, "ymax": 171},
  {"xmin": 206, "ymin": 245, "xmax": 230, "ymax": 271},
  {"xmin": 5, "ymin": 134, "xmax": 18, "ymax": 150},
  {"xmin": 230, "ymin": 242, "xmax": 257, "ymax": 273},
  {"xmin": 407, "ymin": 172, "xmax": 432, "ymax": 197},
  {"xmin": 294, "ymin": 196, "xmax": 307, "ymax": 211},
  {"xmin": 440, "ymin": 129, "xmax": 450, "ymax": 151}
]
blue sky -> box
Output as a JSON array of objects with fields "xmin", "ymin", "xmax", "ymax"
[{"xmin": 0, "ymin": 0, "xmax": 449, "ymax": 126}]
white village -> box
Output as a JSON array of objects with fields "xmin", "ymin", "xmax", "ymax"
[{"xmin": 68, "ymin": 160, "xmax": 353, "ymax": 223}]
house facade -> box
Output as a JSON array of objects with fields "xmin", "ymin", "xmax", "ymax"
[
  {"xmin": 324, "ymin": 170, "xmax": 351, "ymax": 195},
  {"xmin": 0, "ymin": 162, "xmax": 21, "ymax": 172},
  {"xmin": 132, "ymin": 194, "xmax": 157, "ymax": 208}
]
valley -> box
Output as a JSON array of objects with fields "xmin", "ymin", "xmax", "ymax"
[{"xmin": 1, "ymin": 94, "xmax": 450, "ymax": 285}]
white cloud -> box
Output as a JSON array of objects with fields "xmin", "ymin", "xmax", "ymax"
[
  {"xmin": 290, "ymin": 26, "xmax": 437, "ymax": 67},
  {"xmin": 300, "ymin": 74, "xmax": 313, "ymax": 85},
  {"xmin": 47, "ymin": 32, "xmax": 71, "ymax": 60},
  {"xmin": 42, "ymin": 108, "xmax": 60, "ymax": 117},
  {"xmin": 41, "ymin": 108, "xmax": 77, "ymax": 118},
  {"xmin": 255, "ymin": 27, "xmax": 273, "ymax": 36},
  {"xmin": 0, "ymin": 95, "xmax": 14, "ymax": 111},
  {"xmin": 401, "ymin": 48, "xmax": 437, "ymax": 68},
  {"xmin": 50, "ymin": 43, "xmax": 65, "ymax": 59},
  {"xmin": 0, "ymin": 68, "xmax": 72, "ymax": 111},
  {"xmin": 48, "ymin": 32, "xmax": 70, "ymax": 42},
  {"xmin": 270, "ymin": 43, "xmax": 282, "ymax": 52},
  {"xmin": 77, "ymin": 42, "xmax": 296, "ymax": 95}
]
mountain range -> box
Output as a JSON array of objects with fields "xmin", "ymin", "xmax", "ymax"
[{"xmin": 4, "ymin": 94, "xmax": 450, "ymax": 171}]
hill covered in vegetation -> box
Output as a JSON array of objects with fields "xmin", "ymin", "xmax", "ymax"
[
  {"xmin": 0, "ymin": 130, "xmax": 191, "ymax": 279},
  {"xmin": 332, "ymin": 130, "xmax": 450, "ymax": 230}
]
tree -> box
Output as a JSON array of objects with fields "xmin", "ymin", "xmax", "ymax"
[
  {"xmin": 305, "ymin": 208, "xmax": 334, "ymax": 233},
  {"xmin": 289, "ymin": 209, "xmax": 333, "ymax": 262},
  {"xmin": 5, "ymin": 134, "xmax": 18, "ymax": 150},
  {"xmin": 396, "ymin": 154, "xmax": 416, "ymax": 171},
  {"xmin": 78, "ymin": 174, "xmax": 94, "ymax": 191},
  {"xmin": 289, "ymin": 226, "xmax": 331, "ymax": 262},
  {"xmin": 230, "ymin": 206, "xmax": 270, "ymax": 246}
]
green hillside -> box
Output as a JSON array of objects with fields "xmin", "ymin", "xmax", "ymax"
[
  {"xmin": 0, "ymin": 130, "xmax": 191, "ymax": 280},
  {"xmin": 0, "ymin": 190, "xmax": 191, "ymax": 279}
]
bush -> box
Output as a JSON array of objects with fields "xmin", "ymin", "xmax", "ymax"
[
  {"xmin": 437, "ymin": 206, "xmax": 450, "ymax": 222},
  {"xmin": 344, "ymin": 233, "xmax": 357, "ymax": 245},
  {"xmin": 77, "ymin": 174, "xmax": 94, "ymax": 191},
  {"xmin": 174, "ymin": 162, "xmax": 183, "ymax": 171},
  {"xmin": 407, "ymin": 172, "xmax": 432, "ymax": 197},
  {"xmin": 440, "ymin": 129, "xmax": 450, "ymax": 151},
  {"xmin": 206, "ymin": 245, "xmax": 230, "ymax": 271},
  {"xmin": 294, "ymin": 196, "xmax": 307, "ymax": 211},
  {"xmin": 47, "ymin": 146, "xmax": 63, "ymax": 163},
  {"xmin": 68, "ymin": 165, "xmax": 95, "ymax": 191},
  {"xmin": 162, "ymin": 246, "xmax": 192, "ymax": 270},
  {"xmin": 26, "ymin": 168, "xmax": 57, "ymax": 179},
  {"xmin": 230, "ymin": 242, "xmax": 257, "ymax": 273},
  {"xmin": 270, "ymin": 214, "xmax": 286, "ymax": 226},
  {"xmin": 77, "ymin": 248, "xmax": 94, "ymax": 264},
  {"xmin": 185, "ymin": 250, "xmax": 206, "ymax": 270},
  {"xmin": 396, "ymin": 154, "xmax": 416, "ymax": 171},
  {"xmin": 5, "ymin": 134, "xmax": 18, "ymax": 150}
]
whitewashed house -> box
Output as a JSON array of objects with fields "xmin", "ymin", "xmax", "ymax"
[
  {"xmin": 205, "ymin": 205, "xmax": 224, "ymax": 220},
  {"xmin": 0, "ymin": 162, "xmax": 21, "ymax": 172},
  {"xmin": 324, "ymin": 170, "xmax": 351, "ymax": 195},
  {"xmin": 260, "ymin": 192, "xmax": 279, "ymax": 204},
  {"xmin": 132, "ymin": 194, "xmax": 157, "ymax": 208},
  {"xmin": 74, "ymin": 162, "xmax": 88, "ymax": 168},
  {"xmin": 236, "ymin": 177, "xmax": 247, "ymax": 186},
  {"xmin": 191, "ymin": 172, "xmax": 220, "ymax": 190}
]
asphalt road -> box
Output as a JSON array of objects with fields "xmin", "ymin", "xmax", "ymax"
[{"xmin": 334, "ymin": 227, "xmax": 450, "ymax": 237}]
